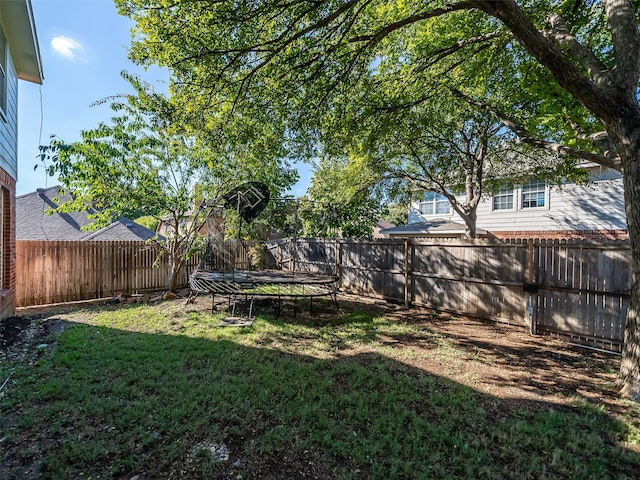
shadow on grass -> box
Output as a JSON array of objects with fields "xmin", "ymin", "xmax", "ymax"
[
  {"xmin": 1, "ymin": 316, "xmax": 639, "ymax": 480},
  {"xmin": 381, "ymin": 314, "xmax": 625, "ymax": 405}
]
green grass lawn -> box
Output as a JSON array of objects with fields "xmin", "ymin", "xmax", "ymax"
[{"xmin": 1, "ymin": 300, "xmax": 639, "ymax": 479}]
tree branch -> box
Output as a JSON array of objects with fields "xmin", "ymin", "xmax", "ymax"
[
  {"xmin": 603, "ymin": 0, "xmax": 640, "ymax": 91},
  {"xmin": 542, "ymin": 14, "xmax": 609, "ymax": 87},
  {"xmin": 452, "ymin": 88, "xmax": 622, "ymax": 171},
  {"xmin": 427, "ymin": 31, "xmax": 505, "ymax": 64},
  {"xmin": 349, "ymin": 1, "xmax": 482, "ymax": 45},
  {"xmin": 477, "ymin": 0, "xmax": 618, "ymax": 122}
]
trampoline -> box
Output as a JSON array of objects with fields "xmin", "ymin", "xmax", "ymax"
[
  {"xmin": 190, "ymin": 270, "xmax": 338, "ymax": 297},
  {"xmin": 188, "ymin": 182, "xmax": 339, "ymax": 321}
]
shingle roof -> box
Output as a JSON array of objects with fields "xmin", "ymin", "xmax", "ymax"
[
  {"xmin": 376, "ymin": 220, "xmax": 395, "ymax": 230},
  {"xmin": 17, "ymin": 186, "xmax": 161, "ymax": 241},
  {"xmin": 83, "ymin": 218, "xmax": 162, "ymax": 241},
  {"xmin": 380, "ymin": 219, "xmax": 486, "ymax": 237}
]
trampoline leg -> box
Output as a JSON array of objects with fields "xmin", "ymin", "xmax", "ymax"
[
  {"xmin": 310, "ymin": 296, "xmax": 313, "ymax": 316},
  {"xmin": 333, "ymin": 293, "xmax": 340, "ymax": 311},
  {"xmin": 211, "ymin": 293, "xmax": 215, "ymax": 314},
  {"xmin": 248, "ymin": 296, "xmax": 254, "ymax": 320},
  {"xmin": 231, "ymin": 295, "xmax": 237, "ymax": 317},
  {"xmin": 185, "ymin": 291, "xmax": 198, "ymax": 306}
]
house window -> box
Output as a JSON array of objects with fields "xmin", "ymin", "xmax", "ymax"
[
  {"xmin": 521, "ymin": 180, "xmax": 546, "ymax": 208},
  {"xmin": 420, "ymin": 191, "xmax": 451, "ymax": 216},
  {"xmin": 0, "ymin": 27, "xmax": 6, "ymax": 118},
  {"xmin": 492, "ymin": 185, "xmax": 514, "ymax": 211}
]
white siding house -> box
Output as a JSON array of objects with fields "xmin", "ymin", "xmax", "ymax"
[
  {"xmin": 398, "ymin": 164, "xmax": 627, "ymax": 239},
  {"xmin": 0, "ymin": 0, "xmax": 43, "ymax": 319}
]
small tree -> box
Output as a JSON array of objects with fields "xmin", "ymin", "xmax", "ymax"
[
  {"xmin": 40, "ymin": 74, "xmax": 294, "ymax": 291},
  {"xmin": 301, "ymin": 156, "xmax": 387, "ymax": 238}
]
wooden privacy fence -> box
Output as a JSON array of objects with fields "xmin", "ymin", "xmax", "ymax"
[
  {"xmin": 289, "ymin": 238, "xmax": 630, "ymax": 353},
  {"xmin": 16, "ymin": 238, "xmax": 631, "ymax": 352},
  {"xmin": 15, "ymin": 239, "xmax": 261, "ymax": 307},
  {"xmin": 532, "ymin": 240, "xmax": 629, "ymax": 351},
  {"xmin": 16, "ymin": 240, "xmax": 197, "ymax": 307}
]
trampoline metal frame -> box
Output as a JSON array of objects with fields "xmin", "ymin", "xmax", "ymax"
[
  {"xmin": 188, "ymin": 186, "xmax": 339, "ymax": 321},
  {"xmin": 189, "ymin": 268, "xmax": 339, "ymax": 320}
]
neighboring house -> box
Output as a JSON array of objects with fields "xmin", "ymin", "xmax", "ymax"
[
  {"xmin": 383, "ymin": 163, "xmax": 628, "ymax": 239},
  {"xmin": 0, "ymin": 0, "xmax": 44, "ymax": 319},
  {"xmin": 373, "ymin": 220, "xmax": 394, "ymax": 239},
  {"xmin": 17, "ymin": 186, "xmax": 161, "ymax": 241},
  {"xmin": 156, "ymin": 209, "xmax": 218, "ymax": 238}
]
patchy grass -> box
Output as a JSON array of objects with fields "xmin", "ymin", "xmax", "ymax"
[{"xmin": 1, "ymin": 298, "xmax": 639, "ymax": 479}]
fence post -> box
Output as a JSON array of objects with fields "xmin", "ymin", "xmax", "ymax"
[
  {"xmin": 335, "ymin": 239, "xmax": 342, "ymax": 288},
  {"xmin": 526, "ymin": 239, "xmax": 538, "ymax": 335},
  {"xmin": 334, "ymin": 239, "xmax": 339, "ymax": 277},
  {"xmin": 527, "ymin": 239, "xmax": 535, "ymax": 285},
  {"xmin": 404, "ymin": 239, "xmax": 410, "ymax": 308}
]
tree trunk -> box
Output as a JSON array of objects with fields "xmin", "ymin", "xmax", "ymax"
[
  {"xmin": 616, "ymin": 120, "xmax": 640, "ymax": 401},
  {"xmin": 167, "ymin": 250, "xmax": 183, "ymax": 293},
  {"xmin": 462, "ymin": 209, "xmax": 477, "ymax": 239},
  {"xmin": 167, "ymin": 268, "xmax": 179, "ymax": 293}
]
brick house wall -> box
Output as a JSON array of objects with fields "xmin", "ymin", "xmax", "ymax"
[
  {"xmin": 489, "ymin": 229, "xmax": 629, "ymax": 240},
  {"xmin": 0, "ymin": 167, "xmax": 15, "ymax": 318}
]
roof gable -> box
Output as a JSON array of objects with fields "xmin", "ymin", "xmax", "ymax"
[{"xmin": 16, "ymin": 186, "xmax": 160, "ymax": 241}]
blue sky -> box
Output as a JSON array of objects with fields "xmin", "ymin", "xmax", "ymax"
[{"xmin": 17, "ymin": 0, "xmax": 311, "ymax": 196}]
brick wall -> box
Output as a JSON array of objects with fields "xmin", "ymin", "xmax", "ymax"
[
  {"xmin": 489, "ymin": 229, "xmax": 629, "ymax": 240},
  {"xmin": 0, "ymin": 167, "xmax": 15, "ymax": 319}
]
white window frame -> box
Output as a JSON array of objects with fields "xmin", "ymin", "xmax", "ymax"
[
  {"xmin": 491, "ymin": 180, "xmax": 550, "ymax": 213},
  {"xmin": 521, "ymin": 180, "xmax": 547, "ymax": 209},
  {"xmin": 419, "ymin": 192, "xmax": 451, "ymax": 216},
  {"xmin": 492, "ymin": 185, "xmax": 515, "ymax": 212}
]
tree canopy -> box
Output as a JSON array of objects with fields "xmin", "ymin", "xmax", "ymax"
[
  {"xmin": 116, "ymin": 0, "xmax": 640, "ymax": 398},
  {"xmin": 116, "ymin": 0, "xmax": 618, "ymax": 169},
  {"xmin": 300, "ymin": 155, "xmax": 387, "ymax": 238}
]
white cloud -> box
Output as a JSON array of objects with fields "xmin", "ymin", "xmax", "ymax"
[{"xmin": 51, "ymin": 35, "xmax": 83, "ymax": 59}]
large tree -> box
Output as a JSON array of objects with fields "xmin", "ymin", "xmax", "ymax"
[
  {"xmin": 116, "ymin": 0, "xmax": 640, "ymax": 398},
  {"xmin": 347, "ymin": 96, "xmax": 586, "ymax": 238}
]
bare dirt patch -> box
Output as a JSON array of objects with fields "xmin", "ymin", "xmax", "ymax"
[
  {"xmin": 0, "ymin": 314, "xmax": 67, "ymax": 363},
  {"xmin": 340, "ymin": 296, "xmax": 627, "ymax": 413}
]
